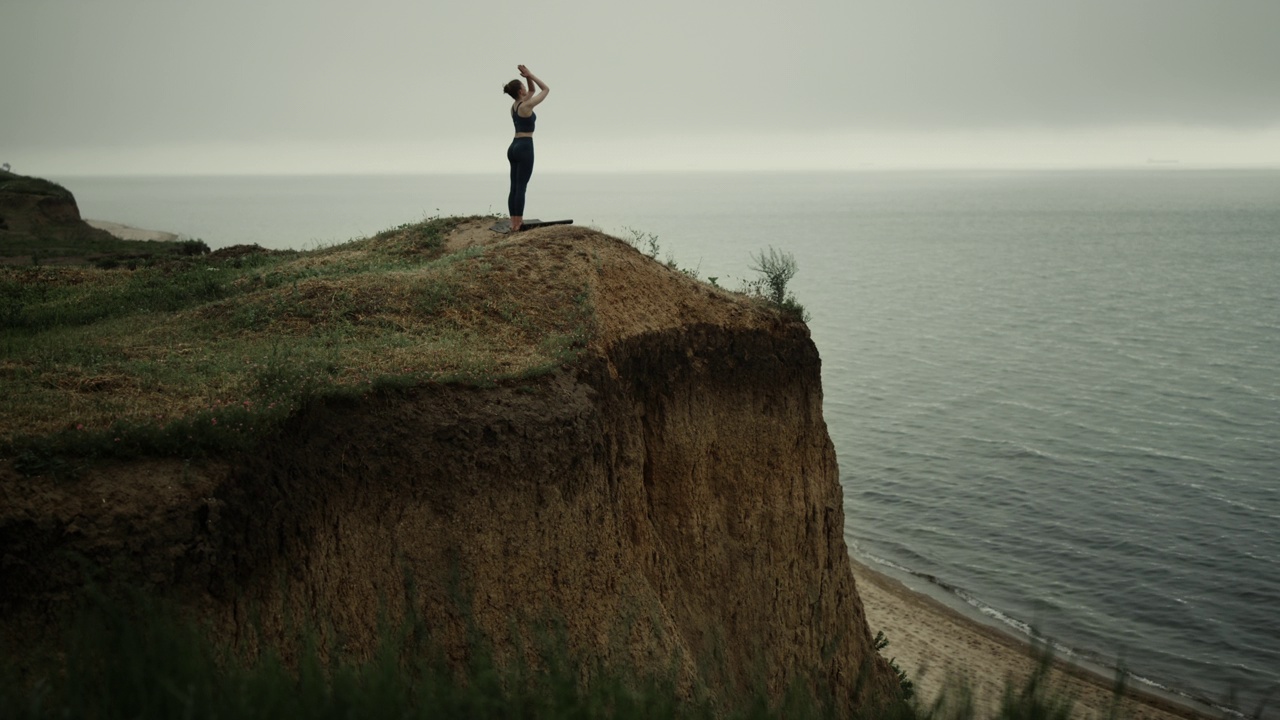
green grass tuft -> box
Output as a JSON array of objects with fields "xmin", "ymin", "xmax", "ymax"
[{"xmin": 0, "ymin": 170, "xmax": 74, "ymax": 199}]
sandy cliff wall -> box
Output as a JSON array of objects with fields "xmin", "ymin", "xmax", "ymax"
[{"xmin": 0, "ymin": 225, "xmax": 900, "ymax": 713}]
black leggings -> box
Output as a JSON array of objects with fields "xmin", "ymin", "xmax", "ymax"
[{"xmin": 507, "ymin": 137, "xmax": 534, "ymax": 216}]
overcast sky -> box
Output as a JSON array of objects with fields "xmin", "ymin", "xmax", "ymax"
[{"xmin": 3, "ymin": 0, "xmax": 1279, "ymax": 174}]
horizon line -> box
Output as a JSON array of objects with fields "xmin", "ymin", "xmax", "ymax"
[{"xmin": 42, "ymin": 162, "xmax": 1280, "ymax": 178}]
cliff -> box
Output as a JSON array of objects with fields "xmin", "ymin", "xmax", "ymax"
[
  {"xmin": 0, "ymin": 219, "xmax": 900, "ymax": 713},
  {"xmin": 0, "ymin": 170, "xmax": 117, "ymax": 249},
  {"xmin": 0, "ymin": 170, "xmax": 195, "ymax": 265}
]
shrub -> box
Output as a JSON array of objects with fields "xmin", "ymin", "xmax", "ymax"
[
  {"xmin": 743, "ymin": 247, "xmax": 809, "ymax": 321},
  {"xmin": 177, "ymin": 239, "xmax": 211, "ymax": 256},
  {"xmin": 622, "ymin": 227, "xmax": 662, "ymax": 259}
]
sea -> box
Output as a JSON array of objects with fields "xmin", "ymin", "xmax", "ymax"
[{"xmin": 58, "ymin": 170, "xmax": 1280, "ymax": 716}]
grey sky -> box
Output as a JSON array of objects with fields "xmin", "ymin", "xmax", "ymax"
[{"xmin": 3, "ymin": 0, "xmax": 1279, "ymax": 173}]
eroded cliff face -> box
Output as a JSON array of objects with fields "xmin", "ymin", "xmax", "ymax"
[{"xmin": 0, "ymin": 224, "xmax": 899, "ymax": 713}]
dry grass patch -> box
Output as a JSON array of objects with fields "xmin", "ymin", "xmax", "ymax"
[
  {"xmin": 0, "ymin": 217, "xmax": 595, "ymax": 466},
  {"xmin": 2, "ymin": 214, "xmax": 793, "ymax": 471}
]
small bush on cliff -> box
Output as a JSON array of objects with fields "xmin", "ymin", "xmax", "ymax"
[
  {"xmin": 622, "ymin": 226, "xmax": 662, "ymax": 259},
  {"xmin": 743, "ymin": 247, "xmax": 809, "ymax": 321}
]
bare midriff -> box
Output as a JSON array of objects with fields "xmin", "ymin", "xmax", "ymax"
[{"xmin": 514, "ymin": 132, "xmax": 534, "ymax": 138}]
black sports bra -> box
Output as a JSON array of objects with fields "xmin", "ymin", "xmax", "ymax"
[{"xmin": 512, "ymin": 104, "xmax": 536, "ymax": 134}]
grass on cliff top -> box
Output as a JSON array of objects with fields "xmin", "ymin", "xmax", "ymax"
[
  {"xmin": 0, "ymin": 216, "xmax": 594, "ymax": 468},
  {"xmin": 0, "ymin": 170, "xmax": 73, "ymax": 199}
]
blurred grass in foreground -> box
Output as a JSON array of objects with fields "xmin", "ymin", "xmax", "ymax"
[{"xmin": 0, "ymin": 586, "xmax": 1124, "ymax": 720}]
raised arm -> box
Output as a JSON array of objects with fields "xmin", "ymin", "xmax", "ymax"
[{"xmin": 516, "ymin": 65, "xmax": 550, "ymax": 113}]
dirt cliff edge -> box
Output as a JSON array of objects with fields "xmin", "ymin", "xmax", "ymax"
[{"xmin": 0, "ymin": 222, "xmax": 900, "ymax": 713}]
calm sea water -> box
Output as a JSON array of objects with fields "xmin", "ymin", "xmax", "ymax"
[{"xmin": 62, "ymin": 170, "xmax": 1280, "ymax": 715}]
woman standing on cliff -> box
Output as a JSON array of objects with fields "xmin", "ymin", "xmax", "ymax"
[{"xmin": 503, "ymin": 65, "xmax": 549, "ymax": 233}]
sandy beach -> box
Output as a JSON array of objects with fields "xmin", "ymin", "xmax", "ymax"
[
  {"xmin": 851, "ymin": 559, "xmax": 1217, "ymax": 719},
  {"xmin": 86, "ymin": 219, "xmax": 179, "ymax": 242}
]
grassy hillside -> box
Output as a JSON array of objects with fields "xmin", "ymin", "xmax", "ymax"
[
  {"xmin": 0, "ymin": 169, "xmax": 75, "ymax": 200},
  {"xmin": 0, "ymin": 216, "xmax": 593, "ymax": 470}
]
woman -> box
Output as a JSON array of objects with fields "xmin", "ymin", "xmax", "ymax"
[{"xmin": 502, "ymin": 65, "xmax": 549, "ymax": 233}]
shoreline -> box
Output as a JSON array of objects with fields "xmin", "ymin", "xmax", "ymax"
[
  {"xmin": 85, "ymin": 219, "xmax": 179, "ymax": 242},
  {"xmin": 850, "ymin": 557, "xmax": 1220, "ymax": 719}
]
